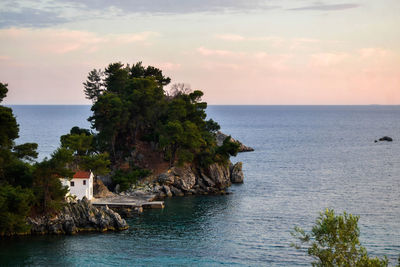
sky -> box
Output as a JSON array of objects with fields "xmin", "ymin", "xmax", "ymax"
[{"xmin": 0, "ymin": 0, "xmax": 399, "ymax": 105}]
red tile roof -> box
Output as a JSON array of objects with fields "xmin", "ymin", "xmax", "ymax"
[{"xmin": 73, "ymin": 171, "xmax": 91, "ymax": 179}]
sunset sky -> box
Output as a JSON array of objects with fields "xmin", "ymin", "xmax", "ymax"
[{"xmin": 1, "ymin": 0, "xmax": 399, "ymax": 105}]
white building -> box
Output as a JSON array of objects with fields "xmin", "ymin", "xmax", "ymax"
[{"xmin": 61, "ymin": 171, "xmax": 94, "ymax": 200}]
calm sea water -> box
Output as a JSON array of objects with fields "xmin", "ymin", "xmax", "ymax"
[{"xmin": 2, "ymin": 105, "xmax": 400, "ymax": 266}]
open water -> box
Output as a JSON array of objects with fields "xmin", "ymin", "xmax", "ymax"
[{"xmin": 1, "ymin": 105, "xmax": 399, "ymax": 266}]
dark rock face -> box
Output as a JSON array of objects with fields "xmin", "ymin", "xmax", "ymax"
[
  {"xmin": 154, "ymin": 161, "xmax": 244, "ymax": 198},
  {"xmin": 27, "ymin": 198, "xmax": 128, "ymax": 235},
  {"xmin": 379, "ymin": 136, "xmax": 393, "ymax": 142},
  {"xmin": 216, "ymin": 131, "xmax": 254, "ymax": 152}
]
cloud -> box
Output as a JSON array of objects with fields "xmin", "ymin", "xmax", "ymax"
[
  {"xmin": 197, "ymin": 47, "xmax": 236, "ymax": 57},
  {"xmin": 0, "ymin": 28, "xmax": 159, "ymax": 56},
  {"xmin": 310, "ymin": 52, "xmax": 348, "ymax": 67},
  {"xmin": 62, "ymin": 0, "xmax": 279, "ymax": 14},
  {"xmin": 0, "ymin": 0, "xmax": 280, "ymax": 28},
  {"xmin": 288, "ymin": 3, "xmax": 360, "ymax": 11},
  {"xmin": 0, "ymin": 7, "xmax": 69, "ymax": 28},
  {"xmin": 215, "ymin": 34, "xmax": 245, "ymax": 41}
]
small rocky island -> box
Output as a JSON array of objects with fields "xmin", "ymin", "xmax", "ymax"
[{"xmin": 0, "ymin": 63, "xmax": 254, "ymax": 236}]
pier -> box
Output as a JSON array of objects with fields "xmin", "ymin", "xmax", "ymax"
[{"xmin": 91, "ymin": 193, "xmax": 165, "ymax": 215}]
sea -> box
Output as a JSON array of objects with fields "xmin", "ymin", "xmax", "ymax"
[{"xmin": 1, "ymin": 105, "xmax": 399, "ymax": 266}]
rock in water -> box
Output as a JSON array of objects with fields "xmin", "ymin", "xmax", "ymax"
[
  {"xmin": 162, "ymin": 185, "xmax": 173, "ymax": 197},
  {"xmin": 230, "ymin": 162, "xmax": 244, "ymax": 183},
  {"xmin": 379, "ymin": 136, "xmax": 393, "ymax": 142},
  {"xmin": 216, "ymin": 131, "xmax": 254, "ymax": 152},
  {"xmin": 206, "ymin": 163, "xmax": 231, "ymax": 189},
  {"xmin": 169, "ymin": 185, "xmax": 185, "ymax": 196},
  {"xmin": 27, "ymin": 198, "xmax": 128, "ymax": 235},
  {"xmin": 155, "ymin": 162, "xmax": 236, "ymax": 197}
]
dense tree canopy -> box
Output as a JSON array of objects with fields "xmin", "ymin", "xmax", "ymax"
[
  {"xmin": 0, "ymin": 83, "xmax": 74, "ymax": 235},
  {"xmin": 84, "ymin": 62, "xmax": 237, "ymax": 169},
  {"xmin": 59, "ymin": 127, "xmax": 110, "ymax": 176}
]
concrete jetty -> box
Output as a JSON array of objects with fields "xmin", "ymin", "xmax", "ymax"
[
  {"xmin": 92, "ymin": 201, "xmax": 164, "ymax": 209},
  {"xmin": 91, "ymin": 192, "xmax": 164, "ymax": 215}
]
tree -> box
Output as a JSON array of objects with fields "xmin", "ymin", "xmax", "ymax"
[
  {"xmin": 84, "ymin": 62, "xmax": 238, "ymax": 170},
  {"xmin": 0, "ymin": 105, "xmax": 19, "ymax": 149},
  {"xmin": 32, "ymin": 148, "xmax": 73, "ymax": 213},
  {"xmin": 0, "ymin": 82, "xmax": 8, "ymax": 103},
  {"xmin": 13, "ymin": 143, "xmax": 38, "ymax": 162},
  {"xmin": 84, "ymin": 69, "xmax": 104, "ymax": 102},
  {"xmin": 292, "ymin": 209, "xmax": 389, "ymax": 266},
  {"xmin": 87, "ymin": 62, "xmax": 168, "ymax": 163},
  {"xmin": 60, "ymin": 127, "xmax": 110, "ymax": 175},
  {"xmin": 0, "ymin": 184, "xmax": 34, "ymax": 236}
]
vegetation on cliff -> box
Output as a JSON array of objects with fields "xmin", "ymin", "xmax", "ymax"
[
  {"xmin": 0, "ymin": 62, "xmax": 239, "ymax": 235},
  {"xmin": 82, "ymin": 62, "xmax": 239, "ymax": 189},
  {"xmin": 0, "ymin": 83, "xmax": 73, "ymax": 235}
]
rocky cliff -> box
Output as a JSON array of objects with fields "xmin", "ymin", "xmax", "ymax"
[
  {"xmin": 27, "ymin": 198, "xmax": 128, "ymax": 235},
  {"xmin": 152, "ymin": 161, "xmax": 244, "ymax": 198},
  {"xmin": 216, "ymin": 131, "xmax": 254, "ymax": 152}
]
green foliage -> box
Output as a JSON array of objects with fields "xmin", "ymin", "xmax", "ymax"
[
  {"xmin": 84, "ymin": 69, "xmax": 104, "ymax": 102},
  {"xmin": 0, "ymin": 82, "xmax": 8, "ymax": 103},
  {"xmin": 61, "ymin": 132, "xmax": 93, "ymax": 156},
  {"xmin": 0, "ymin": 184, "xmax": 34, "ymax": 236},
  {"xmin": 0, "ymin": 106, "xmax": 19, "ymax": 149},
  {"xmin": 87, "ymin": 62, "xmax": 168, "ymax": 163},
  {"xmin": 13, "ymin": 143, "xmax": 38, "ymax": 161},
  {"xmin": 214, "ymin": 136, "xmax": 240, "ymax": 165},
  {"xmin": 0, "ymin": 82, "xmax": 76, "ymax": 234},
  {"xmin": 111, "ymin": 168, "xmax": 151, "ymax": 192},
  {"xmin": 80, "ymin": 153, "xmax": 111, "ymax": 176},
  {"xmin": 292, "ymin": 209, "xmax": 389, "ymax": 267},
  {"xmin": 84, "ymin": 62, "xmax": 238, "ymax": 169},
  {"xmin": 0, "ymin": 83, "xmax": 19, "ymax": 149},
  {"xmin": 32, "ymin": 149, "xmax": 73, "ymax": 213},
  {"xmin": 59, "ymin": 127, "xmax": 110, "ymax": 175},
  {"xmin": 2, "ymin": 158, "xmax": 34, "ymax": 188}
]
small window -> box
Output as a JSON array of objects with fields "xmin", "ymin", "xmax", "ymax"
[
  {"xmin": 70, "ymin": 181, "xmax": 75, "ymax": 187},
  {"xmin": 83, "ymin": 180, "xmax": 86, "ymax": 185}
]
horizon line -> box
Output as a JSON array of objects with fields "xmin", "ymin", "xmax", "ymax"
[{"xmin": 5, "ymin": 104, "xmax": 400, "ymax": 106}]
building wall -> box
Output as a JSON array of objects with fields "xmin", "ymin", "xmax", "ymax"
[{"xmin": 60, "ymin": 173, "xmax": 94, "ymax": 200}]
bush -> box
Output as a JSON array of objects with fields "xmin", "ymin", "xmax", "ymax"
[
  {"xmin": 292, "ymin": 209, "xmax": 389, "ymax": 266},
  {"xmin": 112, "ymin": 168, "xmax": 151, "ymax": 192}
]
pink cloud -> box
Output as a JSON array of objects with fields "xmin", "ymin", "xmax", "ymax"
[
  {"xmin": 310, "ymin": 52, "xmax": 348, "ymax": 67},
  {"xmin": 215, "ymin": 34, "xmax": 245, "ymax": 41},
  {"xmin": 0, "ymin": 28, "xmax": 159, "ymax": 56},
  {"xmin": 197, "ymin": 46, "xmax": 235, "ymax": 57}
]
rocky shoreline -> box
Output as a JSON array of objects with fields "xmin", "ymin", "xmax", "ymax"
[
  {"xmin": 27, "ymin": 198, "xmax": 128, "ymax": 235},
  {"xmin": 150, "ymin": 161, "xmax": 244, "ymax": 199},
  {"xmin": 24, "ymin": 136, "xmax": 250, "ymax": 236}
]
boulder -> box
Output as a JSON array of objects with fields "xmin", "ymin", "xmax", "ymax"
[
  {"xmin": 230, "ymin": 162, "xmax": 244, "ymax": 183},
  {"xmin": 162, "ymin": 185, "xmax": 173, "ymax": 197},
  {"xmin": 379, "ymin": 136, "xmax": 393, "ymax": 142}
]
